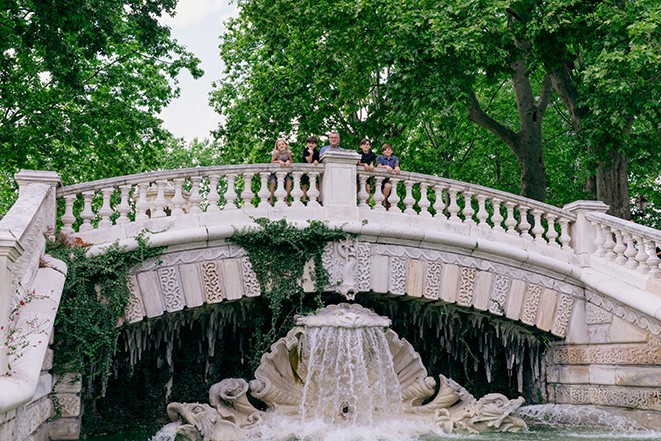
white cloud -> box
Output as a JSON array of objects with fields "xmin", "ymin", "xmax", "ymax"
[{"xmin": 162, "ymin": 0, "xmax": 232, "ymax": 28}]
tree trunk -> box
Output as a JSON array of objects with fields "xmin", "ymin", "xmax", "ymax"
[
  {"xmin": 596, "ymin": 150, "xmax": 631, "ymax": 219},
  {"xmin": 550, "ymin": 67, "xmax": 631, "ymax": 219},
  {"xmin": 468, "ymin": 56, "xmax": 551, "ymax": 202}
]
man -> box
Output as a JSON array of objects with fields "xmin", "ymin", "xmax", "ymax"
[{"xmin": 320, "ymin": 131, "xmax": 344, "ymax": 155}]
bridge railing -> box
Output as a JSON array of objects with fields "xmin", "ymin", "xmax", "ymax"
[
  {"xmin": 55, "ymin": 157, "xmax": 580, "ymax": 252},
  {"xmin": 355, "ymin": 168, "xmax": 576, "ymax": 249},
  {"xmin": 586, "ymin": 211, "xmax": 661, "ymax": 277}
]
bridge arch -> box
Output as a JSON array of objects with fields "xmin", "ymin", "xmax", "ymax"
[{"xmin": 2, "ymin": 156, "xmax": 661, "ymax": 438}]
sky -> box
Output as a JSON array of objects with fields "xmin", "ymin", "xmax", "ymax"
[{"xmin": 159, "ymin": 0, "xmax": 238, "ymax": 141}]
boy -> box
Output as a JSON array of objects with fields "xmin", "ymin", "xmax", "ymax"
[
  {"xmin": 376, "ymin": 143, "xmax": 401, "ymax": 209},
  {"xmin": 357, "ymin": 138, "xmax": 376, "ymax": 195},
  {"xmin": 301, "ymin": 135, "xmax": 320, "ymax": 202}
]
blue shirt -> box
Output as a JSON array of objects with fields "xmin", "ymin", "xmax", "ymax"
[
  {"xmin": 376, "ymin": 155, "xmax": 399, "ymax": 168},
  {"xmin": 320, "ymin": 145, "xmax": 344, "ymax": 155}
]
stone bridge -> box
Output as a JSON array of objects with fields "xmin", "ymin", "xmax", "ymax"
[{"xmin": 1, "ymin": 150, "xmax": 660, "ymax": 439}]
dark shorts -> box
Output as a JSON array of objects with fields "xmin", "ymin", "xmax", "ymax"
[{"xmin": 269, "ymin": 173, "xmax": 292, "ymax": 185}]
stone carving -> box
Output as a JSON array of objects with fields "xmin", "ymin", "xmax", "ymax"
[
  {"xmin": 202, "ymin": 262, "xmax": 224, "ymax": 303},
  {"xmin": 489, "ymin": 275, "xmax": 510, "ymax": 315},
  {"xmin": 371, "ymin": 244, "xmax": 583, "ymax": 297},
  {"xmin": 355, "ymin": 242, "xmax": 372, "ymax": 292},
  {"xmin": 585, "ymin": 302, "xmax": 612, "ymax": 324},
  {"xmin": 521, "ymin": 284, "xmax": 542, "ymax": 325},
  {"xmin": 158, "ymin": 267, "xmax": 184, "ymax": 312},
  {"xmin": 552, "ymin": 384, "xmax": 661, "ymax": 412},
  {"xmin": 240, "ymin": 257, "xmax": 261, "ymax": 298},
  {"xmin": 424, "ymin": 261, "xmax": 443, "ymax": 299},
  {"xmin": 138, "ymin": 245, "xmax": 246, "ymax": 271},
  {"xmin": 125, "ymin": 275, "xmax": 145, "ymax": 323},
  {"xmin": 164, "ymin": 304, "xmax": 527, "ymax": 440},
  {"xmin": 586, "ymin": 290, "xmax": 661, "ymax": 337},
  {"xmin": 389, "ymin": 257, "xmax": 407, "ymax": 295},
  {"xmin": 551, "ymin": 293, "xmax": 574, "ymax": 337},
  {"xmin": 552, "ymin": 339, "xmax": 661, "ymax": 365},
  {"xmin": 457, "ymin": 267, "xmax": 476, "ymax": 306}
]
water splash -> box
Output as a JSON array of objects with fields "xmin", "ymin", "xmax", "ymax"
[{"xmin": 518, "ymin": 404, "xmax": 643, "ymax": 431}]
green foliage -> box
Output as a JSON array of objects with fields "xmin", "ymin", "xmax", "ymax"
[
  {"xmin": 227, "ymin": 218, "xmax": 349, "ymax": 367},
  {"xmin": 0, "ymin": 0, "xmax": 202, "ymax": 216},
  {"xmin": 47, "ymin": 233, "xmax": 163, "ymax": 396},
  {"xmin": 213, "ymin": 0, "xmax": 660, "ymax": 217}
]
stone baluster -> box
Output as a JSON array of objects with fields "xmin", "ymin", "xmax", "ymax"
[
  {"xmin": 189, "ymin": 177, "xmax": 202, "ymax": 214},
  {"xmin": 504, "ymin": 201, "xmax": 517, "ymax": 235},
  {"xmin": 490, "ymin": 198, "xmax": 504, "ymax": 232},
  {"xmin": 462, "ymin": 191, "xmax": 475, "ymax": 225},
  {"xmin": 603, "ymin": 226, "xmax": 616, "ymax": 261},
  {"xmin": 98, "ymin": 188, "xmax": 114, "ymax": 228},
  {"xmin": 79, "ymin": 191, "xmax": 95, "ymax": 232},
  {"xmin": 273, "ymin": 171, "xmax": 288, "ymax": 208},
  {"xmin": 257, "ymin": 173, "xmax": 271, "ymax": 209},
  {"xmin": 357, "ymin": 174, "xmax": 369, "ymax": 208},
  {"xmin": 517, "ymin": 206, "xmax": 532, "ymax": 240},
  {"xmin": 591, "ymin": 220, "xmax": 606, "ymax": 257},
  {"xmin": 307, "ymin": 172, "xmax": 321, "ymax": 208},
  {"xmin": 151, "ymin": 180, "xmax": 168, "ymax": 218},
  {"xmin": 633, "ymin": 235, "xmax": 649, "ymax": 273},
  {"xmin": 558, "ymin": 218, "xmax": 572, "ymax": 250},
  {"xmin": 545, "ymin": 213, "xmax": 559, "ymax": 247},
  {"xmin": 171, "ymin": 178, "xmax": 186, "ymax": 216},
  {"xmin": 447, "ymin": 187, "xmax": 461, "ymax": 223},
  {"xmin": 624, "ymin": 232, "xmax": 639, "ymax": 269},
  {"xmin": 116, "ymin": 185, "xmax": 132, "ymax": 224},
  {"xmin": 531, "ymin": 209, "xmax": 545, "ymax": 243},
  {"xmin": 388, "ymin": 178, "xmax": 402, "ymax": 213},
  {"xmin": 401, "ymin": 180, "xmax": 414, "ymax": 214},
  {"xmin": 476, "ymin": 195, "xmax": 489, "ymax": 228},
  {"xmin": 207, "ymin": 175, "xmax": 221, "ymax": 213},
  {"xmin": 418, "ymin": 183, "xmax": 431, "ymax": 217},
  {"xmin": 135, "ymin": 182, "xmax": 150, "ymax": 220},
  {"xmin": 647, "ymin": 240, "xmax": 661, "ymax": 277},
  {"xmin": 61, "ymin": 194, "xmax": 77, "ymax": 234},
  {"xmin": 240, "ymin": 172, "xmax": 255, "ymax": 209},
  {"xmin": 617, "ymin": 231, "xmax": 632, "ymax": 266},
  {"xmin": 372, "ymin": 176, "xmax": 386, "ymax": 211},
  {"xmin": 433, "ymin": 185, "xmax": 446, "ymax": 219},
  {"xmin": 224, "ymin": 173, "xmax": 238, "ymax": 210},
  {"xmin": 290, "ymin": 172, "xmax": 304, "ymax": 208}
]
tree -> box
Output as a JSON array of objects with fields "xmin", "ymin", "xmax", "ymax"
[
  {"xmin": 212, "ymin": 0, "xmax": 660, "ymax": 215},
  {"xmin": 0, "ymin": 0, "xmax": 203, "ymax": 214}
]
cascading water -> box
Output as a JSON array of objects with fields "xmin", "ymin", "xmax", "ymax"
[
  {"xmin": 161, "ymin": 303, "xmax": 529, "ymax": 441},
  {"xmin": 298, "ymin": 326, "xmax": 404, "ymax": 425}
]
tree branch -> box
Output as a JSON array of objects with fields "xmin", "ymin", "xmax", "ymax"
[
  {"xmin": 467, "ymin": 91, "xmax": 518, "ymax": 148},
  {"xmin": 537, "ymin": 73, "xmax": 553, "ymax": 118}
]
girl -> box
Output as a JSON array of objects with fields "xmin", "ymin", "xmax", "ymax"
[{"xmin": 270, "ymin": 139, "xmax": 293, "ymax": 204}]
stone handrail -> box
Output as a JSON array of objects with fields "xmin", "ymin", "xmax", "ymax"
[
  {"xmin": 586, "ymin": 211, "xmax": 661, "ymax": 277},
  {"xmin": 55, "ymin": 158, "xmax": 576, "ymax": 251},
  {"xmin": 356, "ymin": 168, "xmax": 576, "ymax": 249},
  {"xmin": 56, "ymin": 163, "xmax": 324, "ymax": 234}
]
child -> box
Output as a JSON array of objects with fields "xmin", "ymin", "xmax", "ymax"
[
  {"xmin": 301, "ymin": 135, "xmax": 320, "ymax": 202},
  {"xmin": 376, "ymin": 143, "xmax": 401, "ymax": 209},
  {"xmin": 356, "ymin": 138, "xmax": 376, "ymax": 195},
  {"xmin": 269, "ymin": 139, "xmax": 292, "ymax": 204}
]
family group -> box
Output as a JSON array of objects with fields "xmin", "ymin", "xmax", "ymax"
[{"xmin": 269, "ymin": 131, "xmax": 401, "ymax": 209}]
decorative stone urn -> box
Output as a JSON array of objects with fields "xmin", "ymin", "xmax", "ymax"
[{"xmin": 164, "ymin": 304, "xmax": 526, "ymax": 440}]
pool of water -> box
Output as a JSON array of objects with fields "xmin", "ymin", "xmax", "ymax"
[{"xmin": 84, "ymin": 430, "xmax": 661, "ymax": 441}]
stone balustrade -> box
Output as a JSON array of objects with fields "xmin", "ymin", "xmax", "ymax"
[
  {"xmin": 56, "ymin": 156, "xmax": 576, "ymax": 252},
  {"xmin": 586, "ymin": 211, "xmax": 661, "ymax": 277}
]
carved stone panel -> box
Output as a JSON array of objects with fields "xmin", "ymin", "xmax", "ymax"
[
  {"xmin": 125, "ymin": 274, "xmax": 145, "ymax": 323},
  {"xmin": 423, "ymin": 261, "xmax": 443, "ymax": 300},
  {"xmin": 389, "ymin": 257, "xmax": 407, "ymax": 295},
  {"xmin": 241, "ymin": 257, "xmax": 261, "ymax": 298},
  {"xmin": 551, "ymin": 293, "xmax": 575, "ymax": 338},
  {"xmin": 551, "ymin": 384, "xmax": 661, "ymax": 411},
  {"xmin": 521, "ymin": 283, "xmax": 543, "ymax": 326},
  {"xmin": 552, "ymin": 339, "xmax": 661, "ymax": 365},
  {"xmin": 201, "ymin": 261, "xmax": 224, "ymax": 303},
  {"xmin": 457, "ymin": 267, "xmax": 476, "ymax": 306},
  {"xmin": 489, "ymin": 275, "xmax": 510, "ymax": 316},
  {"xmin": 158, "ymin": 266, "xmax": 185, "ymax": 312}
]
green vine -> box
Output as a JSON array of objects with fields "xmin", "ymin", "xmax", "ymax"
[
  {"xmin": 227, "ymin": 218, "xmax": 350, "ymax": 368},
  {"xmin": 47, "ymin": 232, "xmax": 163, "ymax": 396}
]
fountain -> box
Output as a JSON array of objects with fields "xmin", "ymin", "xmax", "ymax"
[{"xmin": 164, "ymin": 303, "xmax": 527, "ymax": 440}]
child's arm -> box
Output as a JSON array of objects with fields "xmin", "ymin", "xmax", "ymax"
[{"xmin": 271, "ymin": 151, "xmax": 280, "ymax": 163}]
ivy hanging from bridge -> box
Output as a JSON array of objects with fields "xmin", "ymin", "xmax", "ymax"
[
  {"xmin": 227, "ymin": 217, "xmax": 350, "ymax": 368},
  {"xmin": 47, "ymin": 232, "xmax": 163, "ymax": 397}
]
